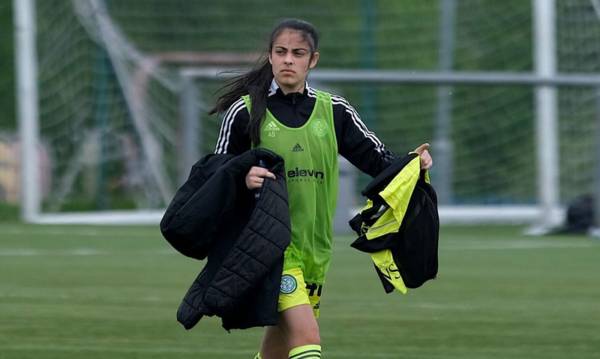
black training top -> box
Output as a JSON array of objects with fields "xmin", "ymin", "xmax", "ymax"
[{"xmin": 214, "ymin": 80, "xmax": 395, "ymax": 177}]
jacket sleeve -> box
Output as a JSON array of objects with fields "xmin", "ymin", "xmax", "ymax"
[
  {"xmin": 332, "ymin": 95, "xmax": 396, "ymax": 177},
  {"xmin": 214, "ymin": 98, "xmax": 251, "ymax": 155},
  {"xmin": 159, "ymin": 154, "xmax": 234, "ymax": 260}
]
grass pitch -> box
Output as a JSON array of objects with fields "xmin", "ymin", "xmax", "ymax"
[{"xmin": 0, "ymin": 224, "xmax": 599, "ymax": 358}]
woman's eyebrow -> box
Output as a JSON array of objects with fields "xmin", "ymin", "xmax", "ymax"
[{"xmin": 273, "ymin": 45, "xmax": 309, "ymax": 51}]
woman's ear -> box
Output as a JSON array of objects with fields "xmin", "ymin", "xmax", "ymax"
[
  {"xmin": 309, "ymin": 51, "xmax": 320, "ymax": 69},
  {"xmin": 268, "ymin": 53, "xmax": 273, "ymax": 65}
]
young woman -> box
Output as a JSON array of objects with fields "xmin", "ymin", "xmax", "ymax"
[{"xmin": 211, "ymin": 18, "xmax": 432, "ymax": 359}]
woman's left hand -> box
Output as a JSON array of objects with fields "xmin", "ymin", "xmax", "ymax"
[{"xmin": 413, "ymin": 143, "xmax": 433, "ymax": 170}]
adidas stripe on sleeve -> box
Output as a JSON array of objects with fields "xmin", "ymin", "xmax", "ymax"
[
  {"xmin": 329, "ymin": 93, "xmax": 395, "ymax": 177},
  {"xmin": 214, "ymin": 98, "xmax": 250, "ymax": 155}
]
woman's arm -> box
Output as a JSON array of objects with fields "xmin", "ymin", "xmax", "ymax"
[
  {"xmin": 333, "ymin": 96, "xmax": 432, "ymax": 175},
  {"xmin": 332, "ymin": 95, "xmax": 396, "ymax": 177},
  {"xmin": 214, "ymin": 98, "xmax": 251, "ymax": 155}
]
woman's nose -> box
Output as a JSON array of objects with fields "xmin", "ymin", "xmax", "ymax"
[{"xmin": 284, "ymin": 53, "xmax": 294, "ymax": 64}]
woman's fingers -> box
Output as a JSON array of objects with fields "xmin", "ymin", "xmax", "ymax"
[
  {"xmin": 246, "ymin": 166, "xmax": 276, "ymax": 189},
  {"xmin": 412, "ymin": 143, "xmax": 433, "ymax": 169},
  {"xmin": 413, "ymin": 143, "xmax": 430, "ymax": 155},
  {"xmin": 252, "ymin": 177, "xmax": 264, "ymax": 185},
  {"xmin": 246, "ymin": 175, "xmax": 261, "ymax": 190},
  {"xmin": 249, "ymin": 166, "xmax": 276, "ymax": 179},
  {"xmin": 420, "ymin": 150, "xmax": 433, "ymax": 169}
]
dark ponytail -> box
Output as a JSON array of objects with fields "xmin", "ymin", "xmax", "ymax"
[{"xmin": 210, "ymin": 18, "xmax": 319, "ymax": 146}]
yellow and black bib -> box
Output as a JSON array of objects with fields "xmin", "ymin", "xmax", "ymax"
[{"xmin": 349, "ymin": 153, "xmax": 439, "ymax": 293}]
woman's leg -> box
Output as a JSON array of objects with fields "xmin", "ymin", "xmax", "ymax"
[
  {"xmin": 279, "ymin": 304, "xmax": 320, "ymax": 349},
  {"xmin": 259, "ymin": 324, "xmax": 288, "ymax": 359},
  {"xmin": 281, "ymin": 304, "xmax": 321, "ymax": 358},
  {"xmin": 260, "ymin": 304, "xmax": 320, "ymax": 359}
]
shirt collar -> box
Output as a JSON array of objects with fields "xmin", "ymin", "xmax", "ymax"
[{"xmin": 269, "ymin": 79, "xmax": 311, "ymax": 97}]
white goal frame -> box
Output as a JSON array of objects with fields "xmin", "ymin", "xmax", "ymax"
[{"xmin": 14, "ymin": 0, "xmax": 599, "ymax": 229}]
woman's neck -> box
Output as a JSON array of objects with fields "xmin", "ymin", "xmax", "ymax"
[{"xmin": 276, "ymin": 80, "xmax": 305, "ymax": 95}]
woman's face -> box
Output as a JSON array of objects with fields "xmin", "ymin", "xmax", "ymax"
[{"xmin": 269, "ymin": 29, "xmax": 319, "ymax": 94}]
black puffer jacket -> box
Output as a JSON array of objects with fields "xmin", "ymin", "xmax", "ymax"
[{"xmin": 160, "ymin": 149, "xmax": 290, "ymax": 330}]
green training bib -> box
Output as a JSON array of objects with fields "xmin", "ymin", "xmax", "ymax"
[{"xmin": 244, "ymin": 90, "xmax": 338, "ymax": 284}]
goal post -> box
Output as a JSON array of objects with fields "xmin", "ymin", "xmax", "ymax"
[
  {"xmin": 182, "ymin": 67, "xmax": 600, "ymax": 226},
  {"xmin": 14, "ymin": 0, "xmax": 40, "ymax": 222},
  {"xmin": 12, "ymin": 0, "xmax": 600, "ymax": 229}
]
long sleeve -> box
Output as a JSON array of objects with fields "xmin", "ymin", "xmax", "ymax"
[
  {"xmin": 331, "ymin": 94, "xmax": 396, "ymax": 177},
  {"xmin": 214, "ymin": 98, "xmax": 251, "ymax": 155}
]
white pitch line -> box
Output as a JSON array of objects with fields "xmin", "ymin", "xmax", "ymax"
[
  {"xmin": 0, "ymin": 248, "xmax": 175, "ymax": 256},
  {"xmin": 441, "ymin": 240, "xmax": 597, "ymax": 251},
  {"xmin": 0, "ymin": 227, "xmax": 157, "ymax": 239},
  {"xmin": 0, "ymin": 248, "xmax": 105, "ymax": 256}
]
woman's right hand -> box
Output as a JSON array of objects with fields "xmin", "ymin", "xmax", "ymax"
[
  {"xmin": 413, "ymin": 143, "xmax": 433, "ymax": 170},
  {"xmin": 245, "ymin": 166, "xmax": 277, "ymax": 190}
]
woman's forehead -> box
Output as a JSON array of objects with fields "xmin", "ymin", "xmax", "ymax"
[{"xmin": 272, "ymin": 29, "xmax": 310, "ymax": 48}]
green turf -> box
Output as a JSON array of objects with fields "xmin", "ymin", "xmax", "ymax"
[{"xmin": 0, "ymin": 224, "xmax": 599, "ymax": 358}]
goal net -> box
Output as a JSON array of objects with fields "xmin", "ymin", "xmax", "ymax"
[{"xmin": 14, "ymin": 0, "xmax": 600, "ymax": 226}]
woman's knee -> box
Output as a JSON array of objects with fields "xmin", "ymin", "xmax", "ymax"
[
  {"xmin": 281, "ymin": 306, "xmax": 321, "ymax": 346},
  {"xmin": 260, "ymin": 325, "xmax": 288, "ymax": 359},
  {"xmin": 294, "ymin": 323, "xmax": 320, "ymax": 345}
]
